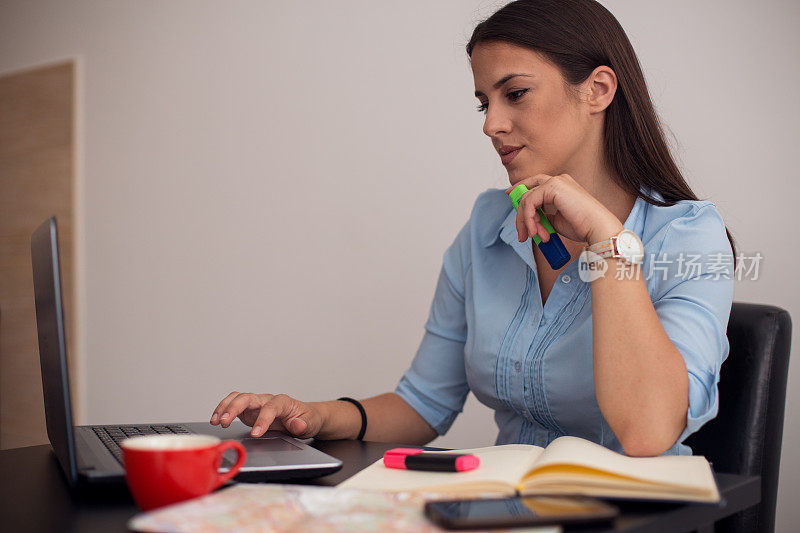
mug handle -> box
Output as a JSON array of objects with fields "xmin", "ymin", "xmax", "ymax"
[{"xmin": 214, "ymin": 440, "xmax": 247, "ymax": 487}]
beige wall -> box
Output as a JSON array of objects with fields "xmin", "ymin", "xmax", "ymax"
[{"xmin": 0, "ymin": 1, "xmax": 797, "ymax": 530}]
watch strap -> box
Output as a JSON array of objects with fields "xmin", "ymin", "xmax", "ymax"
[{"xmin": 588, "ymin": 237, "xmax": 616, "ymax": 258}]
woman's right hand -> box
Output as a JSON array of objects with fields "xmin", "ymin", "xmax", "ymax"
[{"xmin": 210, "ymin": 392, "xmax": 323, "ymax": 438}]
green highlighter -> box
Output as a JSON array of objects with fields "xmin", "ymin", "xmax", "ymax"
[{"xmin": 508, "ymin": 184, "xmax": 571, "ymax": 270}]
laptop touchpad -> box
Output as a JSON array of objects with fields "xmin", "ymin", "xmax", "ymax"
[{"xmin": 222, "ymin": 437, "xmax": 302, "ymax": 467}]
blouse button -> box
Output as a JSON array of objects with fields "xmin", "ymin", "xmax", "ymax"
[
  {"xmin": 561, "ymin": 274, "xmax": 571, "ymax": 284},
  {"xmin": 514, "ymin": 361, "xmax": 522, "ymax": 372}
]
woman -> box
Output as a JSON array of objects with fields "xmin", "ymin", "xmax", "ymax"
[{"xmin": 210, "ymin": 0, "xmax": 734, "ymax": 457}]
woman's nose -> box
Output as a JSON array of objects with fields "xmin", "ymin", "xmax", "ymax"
[{"xmin": 482, "ymin": 105, "xmax": 511, "ymax": 137}]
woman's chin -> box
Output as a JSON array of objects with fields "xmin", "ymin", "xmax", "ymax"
[
  {"xmin": 506, "ymin": 167, "xmax": 536, "ymax": 184},
  {"xmin": 507, "ymin": 164, "xmax": 558, "ymax": 183}
]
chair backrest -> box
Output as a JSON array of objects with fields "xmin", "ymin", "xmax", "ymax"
[
  {"xmin": 685, "ymin": 302, "xmax": 792, "ymax": 533},
  {"xmin": 0, "ymin": 304, "xmax": 2, "ymax": 449}
]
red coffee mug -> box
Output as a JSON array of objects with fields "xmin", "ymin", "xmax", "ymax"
[{"xmin": 121, "ymin": 434, "xmax": 246, "ymax": 510}]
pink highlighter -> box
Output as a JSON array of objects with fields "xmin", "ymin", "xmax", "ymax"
[{"xmin": 383, "ymin": 448, "xmax": 480, "ymax": 472}]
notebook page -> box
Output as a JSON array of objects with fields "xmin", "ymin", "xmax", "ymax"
[
  {"xmin": 339, "ymin": 444, "xmax": 543, "ymax": 493},
  {"xmin": 524, "ymin": 436, "xmax": 716, "ymax": 493}
]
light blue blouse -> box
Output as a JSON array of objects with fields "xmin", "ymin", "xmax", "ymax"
[{"xmin": 395, "ymin": 188, "xmax": 734, "ymax": 456}]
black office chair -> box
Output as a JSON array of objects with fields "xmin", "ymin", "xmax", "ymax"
[
  {"xmin": 685, "ymin": 302, "xmax": 792, "ymax": 533},
  {"xmin": 0, "ymin": 305, "xmax": 2, "ymax": 449}
]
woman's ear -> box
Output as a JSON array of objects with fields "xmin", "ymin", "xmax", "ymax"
[{"xmin": 585, "ymin": 65, "xmax": 617, "ymax": 114}]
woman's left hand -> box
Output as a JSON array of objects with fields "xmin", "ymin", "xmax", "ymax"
[{"xmin": 505, "ymin": 174, "xmax": 623, "ymax": 245}]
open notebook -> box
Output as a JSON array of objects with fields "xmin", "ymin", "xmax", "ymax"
[{"xmin": 339, "ymin": 436, "xmax": 720, "ymax": 503}]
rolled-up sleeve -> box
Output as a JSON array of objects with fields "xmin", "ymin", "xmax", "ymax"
[
  {"xmin": 395, "ymin": 223, "xmax": 471, "ymax": 435},
  {"xmin": 648, "ymin": 204, "xmax": 734, "ymax": 446}
]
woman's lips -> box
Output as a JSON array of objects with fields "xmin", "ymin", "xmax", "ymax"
[{"xmin": 501, "ymin": 147, "xmax": 522, "ymax": 165}]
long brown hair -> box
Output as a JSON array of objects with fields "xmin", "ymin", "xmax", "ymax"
[{"xmin": 466, "ymin": 0, "xmax": 736, "ymax": 256}]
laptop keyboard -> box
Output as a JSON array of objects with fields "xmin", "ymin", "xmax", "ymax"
[{"xmin": 92, "ymin": 424, "xmax": 191, "ymax": 464}]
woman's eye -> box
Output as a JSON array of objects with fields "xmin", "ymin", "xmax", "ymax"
[
  {"xmin": 475, "ymin": 89, "xmax": 529, "ymax": 114},
  {"xmin": 507, "ymin": 88, "xmax": 529, "ymax": 101}
]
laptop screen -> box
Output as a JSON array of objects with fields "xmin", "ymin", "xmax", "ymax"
[{"xmin": 31, "ymin": 217, "xmax": 78, "ymax": 485}]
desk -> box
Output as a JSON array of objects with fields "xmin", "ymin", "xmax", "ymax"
[{"xmin": 0, "ymin": 440, "xmax": 759, "ymax": 533}]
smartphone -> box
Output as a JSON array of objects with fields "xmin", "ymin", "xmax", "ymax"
[{"xmin": 424, "ymin": 495, "xmax": 619, "ymax": 529}]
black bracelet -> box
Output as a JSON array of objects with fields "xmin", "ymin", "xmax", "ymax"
[{"xmin": 337, "ymin": 397, "xmax": 367, "ymax": 441}]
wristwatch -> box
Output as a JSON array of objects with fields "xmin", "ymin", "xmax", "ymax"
[{"xmin": 587, "ymin": 229, "xmax": 644, "ymax": 264}]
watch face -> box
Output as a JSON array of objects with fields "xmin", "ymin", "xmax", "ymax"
[{"xmin": 617, "ymin": 230, "xmax": 644, "ymax": 264}]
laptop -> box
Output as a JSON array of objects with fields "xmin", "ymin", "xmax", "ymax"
[{"xmin": 31, "ymin": 216, "xmax": 342, "ymax": 486}]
